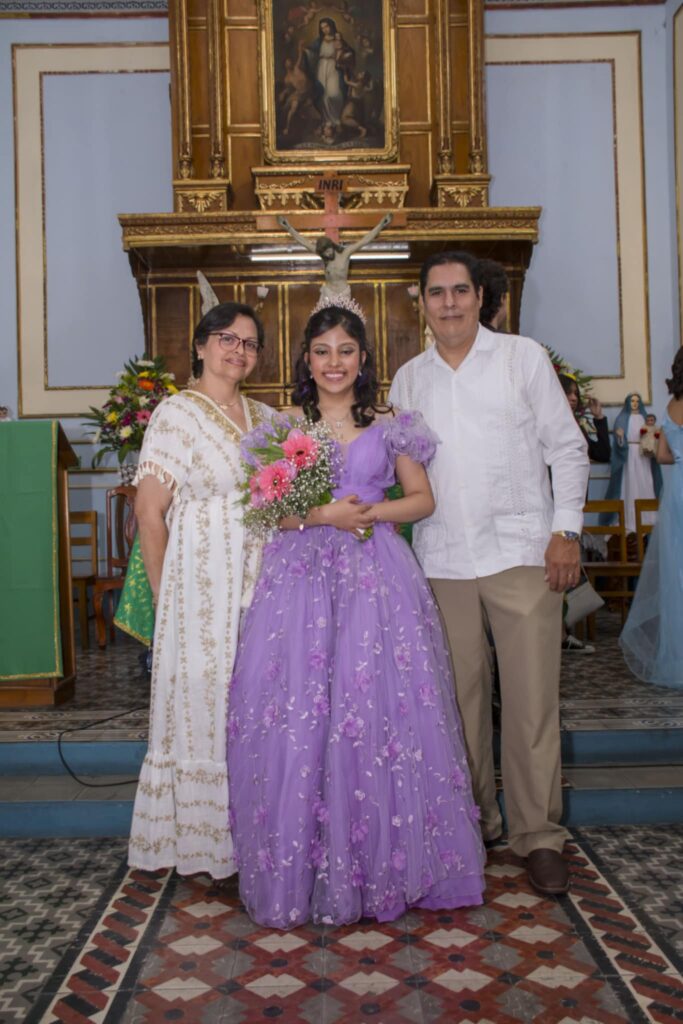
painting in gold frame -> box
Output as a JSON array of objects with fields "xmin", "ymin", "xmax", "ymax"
[{"xmin": 257, "ymin": 0, "xmax": 398, "ymax": 163}]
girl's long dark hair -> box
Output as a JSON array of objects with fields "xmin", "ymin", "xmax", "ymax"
[{"xmin": 291, "ymin": 306, "xmax": 387, "ymax": 428}]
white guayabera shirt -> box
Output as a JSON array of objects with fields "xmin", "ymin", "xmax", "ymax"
[{"xmin": 388, "ymin": 325, "xmax": 590, "ymax": 580}]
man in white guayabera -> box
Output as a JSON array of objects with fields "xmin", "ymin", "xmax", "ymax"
[{"xmin": 389, "ymin": 251, "xmax": 589, "ymax": 896}]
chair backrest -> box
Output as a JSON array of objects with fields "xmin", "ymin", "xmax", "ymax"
[
  {"xmin": 583, "ymin": 499, "xmax": 628, "ymax": 561},
  {"xmin": 104, "ymin": 485, "xmax": 137, "ymax": 576},
  {"xmin": 635, "ymin": 497, "xmax": 659, "ymax": 561},
  {"xmin": 69, "ymin": 510, "xmax": 98, "ymax": 577}
]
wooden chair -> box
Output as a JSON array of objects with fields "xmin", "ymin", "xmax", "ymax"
[
  {"xmin": 635, "ymin": 497, "xmax": 659, "ymax": 562},
  {"xmin": 581, "ymin": 499, "xmax": 641, "ymax": 636},
  {"xmin": 69, "ymin": 510, "xmax": 98, "ymax": 650},
  {"xmin": 93, "ymin": 486, "xmax": 137, "ymax": 649}
]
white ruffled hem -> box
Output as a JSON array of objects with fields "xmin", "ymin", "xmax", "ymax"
[{"xmin": 128, "ymin": 752, "xmax": 236, "ymax": 879}]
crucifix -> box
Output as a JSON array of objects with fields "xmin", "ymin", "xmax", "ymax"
[{"xmin": 256, "ymin": 175, "xmax": 405, "ymax": 300}]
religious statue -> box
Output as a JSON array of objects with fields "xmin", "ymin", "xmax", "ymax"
[
  {"xmin": 276, "ymin": 212, "xmax": 393, "ymax": 300},
  {"xmin": 600, "ymin": 392, "xmax": 663, "ymax": 533}
]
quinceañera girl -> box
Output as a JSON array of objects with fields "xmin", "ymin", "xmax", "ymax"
[{"xmin": 227, "ymin": 297, "xmax": 486, "ymax": 929}]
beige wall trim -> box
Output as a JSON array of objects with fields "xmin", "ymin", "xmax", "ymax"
[
  {"xmin": 13, "ymin": 42, "xmax": 170, "ymax": 418},
  {"xmin": 675, "ymin": 6, "xmax": 683, "ymax": 347},
  {"xmin": 486, "ymin": 33, "xmax": 650, "ymax": 403}
]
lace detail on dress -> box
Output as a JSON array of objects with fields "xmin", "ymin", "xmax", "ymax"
[
  {"xmin": 381, "ymin": 410, "xmax": 440, "ymax": 466},
  {"xmin": 134, "ymin": 460, "xmax": 178, "ymax": 493}
]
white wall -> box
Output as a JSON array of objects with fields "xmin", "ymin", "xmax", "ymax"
[
  {"xmin": 1, "ymin": 6, "xmax": 681, "ymax": 563},
  {"xmin": 486, "ymin": 3, "xmax": 680, "ymax": 422},
  {"xmin": 0, "ymin": 17, "xmax": 170, "ymax": 567}
]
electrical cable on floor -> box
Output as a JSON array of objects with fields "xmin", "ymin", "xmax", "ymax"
[{"xmin": 56, "ymin": 706, "xmax": 147, "ymax": 787}]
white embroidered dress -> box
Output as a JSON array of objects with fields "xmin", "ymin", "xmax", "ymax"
[{"xmin": 128, "ymin": 390, "xmax": 269, "ymax": 878}]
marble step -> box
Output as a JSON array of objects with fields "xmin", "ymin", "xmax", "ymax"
[{"xmin": 1, "ymin": 766, "xmax": 683, "ymax": 836}]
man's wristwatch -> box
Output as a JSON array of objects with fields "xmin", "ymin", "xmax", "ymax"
[{"xmin": 552, "ymin": 530, "xmax": 580, "ymax": 542}]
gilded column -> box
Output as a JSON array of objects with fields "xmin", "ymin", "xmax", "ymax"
[
  {"xmin": 208, "ymin": 0, "xmax": 227, "ymax": 183},
  {"xmin": 467, "ymin": 0, "xmax": 486, "ymax": 175},
  {"xmin": 171, "ymin": 0, "xmax": 230, "ymax": 213},
  {"xmin": 169, "ymin": 0, "xmax": 194, "ymax": 191},
  {"xmin": 435, "ymin": 0, "xmax": 453, "ymax": 176},
  {"xmin": 431, "ymin": 0, "xmax": 490, "ymax": 208}
]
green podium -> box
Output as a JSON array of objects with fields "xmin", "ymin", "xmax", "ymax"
[{"xmin": 0, "ymin": 421, "xmax": 77, "ymax": 705}]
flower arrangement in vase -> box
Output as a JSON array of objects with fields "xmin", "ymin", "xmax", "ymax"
[{"xmin": 83, "ymin": 356, "xmax": 178, "ymax": 482}]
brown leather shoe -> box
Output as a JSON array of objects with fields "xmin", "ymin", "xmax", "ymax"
[{"xmin": 527, "ymin": 848, "xmax": 569, "ymax": 895}]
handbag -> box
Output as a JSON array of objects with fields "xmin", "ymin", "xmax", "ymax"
[{"xmin": 564, "ymin": 573, "xmax": 604, "ymax": 627}]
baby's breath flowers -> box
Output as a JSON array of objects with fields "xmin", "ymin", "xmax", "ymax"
[{"xmin": 238, "ymin": 414, "xmax": 342, "ymax": 538}]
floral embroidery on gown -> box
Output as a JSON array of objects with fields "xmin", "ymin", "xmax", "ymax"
[
  {"xmin": 128, "ymin": 391, "xmax": 269, "ymax": 879},
  {"xmin": 228, "ymin": 411, "xmax": 486, "ymax": 928}
]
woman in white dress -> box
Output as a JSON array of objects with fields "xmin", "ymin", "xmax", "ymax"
[{"xmin": 128, "ymin": 303, "xmax": 271, "ymax": 879}]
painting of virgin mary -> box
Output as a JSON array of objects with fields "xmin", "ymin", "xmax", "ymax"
[{"xmin": 271, "ymin": 0, "xmax": 386, "ymax": 153}]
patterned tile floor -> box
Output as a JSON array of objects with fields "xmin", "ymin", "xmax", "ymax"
[
  {"xmin": 2, "ymin": 827, "xmax": 683, "ymax": 1024},
  {"xmin": 1, "ymin": 613, "xmax": 682, "ymax": 742}
]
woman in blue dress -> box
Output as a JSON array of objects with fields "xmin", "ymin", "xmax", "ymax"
[{"xmin": 619, "ymin": 349, "xmax": 683, "ymax": 687}]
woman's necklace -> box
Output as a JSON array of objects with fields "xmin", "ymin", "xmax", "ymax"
[
  {"xmin": 217, "ymin": 396, "xmax": 242, "ymax": 411},
  {"xmin": 197, "ymin": 388, "xmax": 242, "ymax": 411},
  {"xmin": 321, "ymin": 409, "xmax": 351, "ymax": 440}
]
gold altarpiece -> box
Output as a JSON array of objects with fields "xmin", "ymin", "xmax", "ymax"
[{"xmin": 119, "ymin": 0, "xmax": 541, "ymax": 405}]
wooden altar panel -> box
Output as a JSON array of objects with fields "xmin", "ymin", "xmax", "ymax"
[
  {"xmin": 129, "ymin": 0, "xmax": 538, "ymax": 385},
  {"xmin": 231, "ymin": 136, "xmax": 262, "ymax": 208},
  {"xmin": 385, "ymin": 282, "xmax": 421, "ymax": 382},
  {"xmin": 397, "ymin": 25, "xmax": 431, "ymax": 124},
  {"xmin": 225, "ymin": 0, "xmax": 255, "ymax": 16},
  {"xmin": 451, "ymin": 24, "xmax": 469, "ymax": 124},
  {"xmin": 398, "ymin": 0, "xmax": 427, "ymax": 15},
  {"xmin": 153, "ymin": 286, "xmax": 194, "ymax": 382},
  {"xmin": 168, "ymin": 0, "xmax": 489, "ymax": 210},
  {"xmin": 227, "ymin": 28, "xmax": 259, "ymax": 124},
  {"xmin": 189, "ymin": 27, "xmax": 210, "ymax": 123},
  {"xmin": 401, "ymin": 135, "xmax": 433, "ymax": 206}
]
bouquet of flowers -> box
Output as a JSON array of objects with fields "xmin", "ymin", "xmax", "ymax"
[
  {"xmin": 83, "ymin": 356, "xmax": 178, "ymax": 467},
  {"xmin": 544, "ymin": 345, "xmax": 594, "ymax": 397},
  {"xmin": 238, "ymin": 414, "xmax": 342, "ymax": 538}
]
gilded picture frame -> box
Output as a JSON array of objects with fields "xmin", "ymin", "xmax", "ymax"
[{"xmin": 257, "ymin": 0, "xmax": 398, "ymax": 163}]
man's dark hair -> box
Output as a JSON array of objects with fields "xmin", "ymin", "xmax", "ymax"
[
  {"xmin": 419, "ymin": 250, "xmax": 482, "ymax": 296},
  {"xmin": 478, "ymin": 258, "xmax": 510, "ymax": 327}
]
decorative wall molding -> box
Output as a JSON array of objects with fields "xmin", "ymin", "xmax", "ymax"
[
  {"xmin": 675, "ymin": 5, "xmax": 683, "ymax": 347},
  {"xmin": 13, "ymin": 42, "xmax": 170, "ymax": 418},
  {"xmin": 486, "ymin": 32, "xmax": 650, "ymax": 403},
  {"xmin": 485, "ymin": 0, "xmax": 663, "ymax": 8},
  {"xmin": 1, "ymin": 0, "xmax": 166, "ymax": 13}
]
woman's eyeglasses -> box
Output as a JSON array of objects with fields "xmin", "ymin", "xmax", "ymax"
[{"xmin": 211, "ymin": 331, "xmax": 261, "ymax": 356}]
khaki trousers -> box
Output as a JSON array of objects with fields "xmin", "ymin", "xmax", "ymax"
[{"xmin": 430, "ymin": 567, "xmax": 569, "ymax": 858}]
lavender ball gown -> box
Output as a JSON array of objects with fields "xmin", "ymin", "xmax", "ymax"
[{"xmin": 228, "ymin": 412, "xmax": 486, "ymax": 929}]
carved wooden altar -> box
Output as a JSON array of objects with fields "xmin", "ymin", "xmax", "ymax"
[{"xmin": 119, "ymin": 0, "xmax": 541, "ymax": 404}]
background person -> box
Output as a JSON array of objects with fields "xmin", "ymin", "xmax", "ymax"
[
  {"xmin": 558, "ymin": 373, "xmax": 611, "ymax": 464},
  {"xmin": 619, "ymin": 349, "xmax": 683, "ymax": 687},
  {"xmin": 478, "ymin": 257, "xmax": 510, "ymax": 332},
  {"xmin": 557, "ymin": 372, "xmax": 611, "ymax": 654}
]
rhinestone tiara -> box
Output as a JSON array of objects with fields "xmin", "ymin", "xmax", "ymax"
[{"xmin": 309, "ymin": 293, "xmax": 367, "ymax": 325}]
